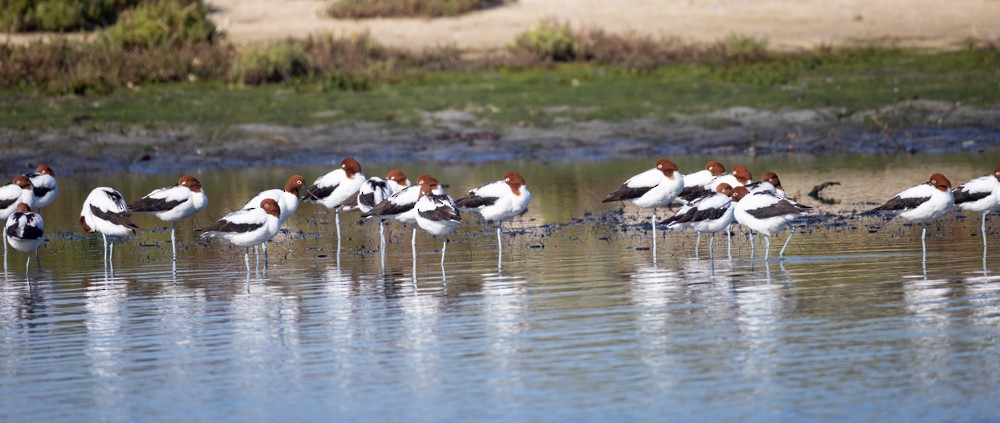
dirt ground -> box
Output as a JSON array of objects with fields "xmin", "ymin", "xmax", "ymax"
[
  {"xmin": 3, "ymin": 0, "xmax": 998, "ymax": 50},
  {"xmin": 207, "ymin": 0, "xmax": 1000, "ymax": 51}
]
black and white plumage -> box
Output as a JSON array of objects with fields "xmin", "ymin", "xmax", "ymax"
[
  {"xmin": 664, "ymin": 183, "xmax": 736, "ymax": 256},
  {"xmin": 362, "ymin": 174, "xmax": 444, "ymax": 255},
  {"xmin": 707, "ymin": 165, "xmax": 754, "ymax": 193},
  {"xmin": 602, "ymin": 158, "xmax": 685, "ymax": 254},
  {"xmin": 5, "ymin": 203, "xmax": 44, "ymax": 271},
  {"xmin": 732, "ymin": 186, "xmax": 810, "ymax": 260},
  {"xmin": 0, "ymin": 176, "xmax": 35, "ymax": 221},
  {"xmin": 131, "ymin": 175, "xmax": 208, "ymax": 260},
  {"xmin": 199, "ymin": 199, "xmax": 281, "ymax": 272},
  {"xmin": 456, "ymin": 171, "xmax": 532, "ymax": 264},
  {"xmin": 80, "ymin": 187, "xmax": 140, "ymax": 270},
  {"xmin": 303, "ymin": 158, "xmax": 366, "ymax": 241},
  {"xmin": 872, "ymin": 173, "xmax": 954, "ymax": 265},
  {"xmin": 677, "ymin": 161, "xmax": 726, "ymax": 204},
  {"xmin": 343, "ymin": 170, "xmax": 410, "ymax": 253},
  {"xmin": 746, "ymin": 172, "xmax": 787, "ymax": 198},
  {"xmin": 25, "ymin": 164, "xmax": 57, "ymax": 210},
  {"xmin": 872, "ymin": 173, "xmax": 954, "ymax": 224},
  {"xmin": 953, "ymin": 166, "xmax": 1000, "ymax": 248},
  {"xmin": 243, "ymin": 175, "xmax": 304, "ymax": 227},
  {"xmin": 415, "ymin": 178, "xmax": 462, "ymax": 265}
]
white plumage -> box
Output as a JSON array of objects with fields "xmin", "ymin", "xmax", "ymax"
[
  {"xmin": 200, "ymin": 200, "xmax": 281, "ymax": 248},
  {"xmin": 456, "ymin": 172, "xmax": 532, "ymax": 222},
  {"xmin": 873, "ymin": 174, "xmax": 954, "ymax": 224},
  {"xmin": 666, "ymin": 185, "xmax": 735, "ymax": 235},
  {"xmin": 0, "ymin": 176, "xmax": 35, "ymax": 220},
  {"xmin": 708, "ymin": 165, "xmax": 753, "ymax": 192},
  {"xmin": 304, "ymin": 158, "xmax": 366, "ymax": 210},
  {"xmin": 415, "ymin": 179, "xmax": 462, "ymax": 265},
  {"xmin": 603, "ymin": 159, "xmax": 684, "ymax": 209},
  {"xmin": 732, "ymin": 186, "xmax": 810, "ymax": 260},
  {"xmin": 80, "ymin": 187, "xmax": 139, "ymax": 237},
  {"xmin": 131, "ymin": 176, "xmax": 208, "ymax": 222},
  {"xmin": 243, "ymin": 175, "xmax": 304, "ymax": 227},
  {"xmin": 25, "ymin": 165, "xmax": 57, "ymax": 210},
  {"xmin": 6, "ymin": 204, "xmax": 44, "ymax": 253},
  {"xmin": 954, "ymin": 167, "xmax": 1000, "ymax": 215}
]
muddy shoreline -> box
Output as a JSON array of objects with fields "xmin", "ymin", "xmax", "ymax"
[{"xmin": 4, "ymin": 100, "xmax": 999, "ymax": 175}]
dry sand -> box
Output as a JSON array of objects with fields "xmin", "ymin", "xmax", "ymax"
[
  {"xmin": 205, "ymin": 0, "xmax": 1000, "ymax": 51},
  {"xmin": 3, "ymin": 0, "xmax": 998, "ymax": 50}
]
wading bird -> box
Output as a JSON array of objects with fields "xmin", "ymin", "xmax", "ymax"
[
  {"xmin": 732, "ymin": 186, "xmax": 811, "ymax": 261},
  {"xmin": 130, "ymin": 175, "xmax": 208, "ymax": 260},
  {"xmin": 602, "ymin": 158, "xmax": 684, "ymax": 252},
  {"xmin": 953, "ymin": 166, "xmax": 1000, "ymax": 249},
  {"xmin": 304, "ymin": 158, "xmax": 365, "ymax": 243},
  {"xmin": 25, "ymin": 165, "xmax": 57, "ymax": 211},
  {"xmin": 5, "ymin": 204, "xmax": 44, "ymax": 272},
  {"xmin": 80, "ymin": 187, "xmax": 140, "ymax": 271},
  {"xmin": 663, "ymin": 183, "xmax": 736, "ymax": 257},
  {"xmin": 198, "ymin": 199, "xmax": 281, "ymax": 273},
  {"xmin": 415, "ymin": 178, "xmax": 461, "ymax": 265},
  {"xmin": 871, "ymin": 173, "xmax": 954, "ymax": 264},
  {"xmin": 456, "ymin": 171, "xmax": 532, "ymax": 265}
]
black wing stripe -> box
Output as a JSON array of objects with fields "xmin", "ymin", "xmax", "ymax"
[
  {"xmin": 602, "ymin": 184, "xmax": 652, "ymax": 203},
  {"xmin": 33, "ymin": 186, "xmax": 53, "ymax": 198},
  {"xmin": 954, "ymin": 189, "xmax": 990, "ymax": 205},
  {"xmin": 678, "ymin": 185, "xmax": 711, "ymax": 202},
  {"xmin": 748, "ymin": 200, "xmax": 811, "ymax": 219},
  {"xmin": 358, "ymin": 192, "xmax": 376, "ymax": 208},
  {"xmin": 90, "ymin": 205, "xmax": 140, "ymax": 231},
  {"xmin": 198, "ymin": 219, "xmax": 263, "ymax": 234},
  {"xmin": 0, "ymin": 198, "xmax": 15, "ymax": 211},
  {"xmin": 456, "ymin": 194, "xmax": 497, "ymax": 208},
  {"xmin": 130, "ymin": 196, "xmax": 185, "ymax": 212},
  {"xmin": 361, "ymin": 200, "xmax": 413, "ymax": 218},
  {"xmin": 419, "ymin": 207, "xmax": 461, "ymax": 222},
  {"xmin": 305, "ymin": 183, "xmax": 337, "ymax": 201},
  {"xmin": 872, "ymin": 196, "xmax": 930, "ymax": 213}
]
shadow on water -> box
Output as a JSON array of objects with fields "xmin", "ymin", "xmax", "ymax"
[{"xmin": 4, "ymin": 153, "xmax": 1000, "ymax": 421}]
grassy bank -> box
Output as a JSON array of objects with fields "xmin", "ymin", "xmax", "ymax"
[{"xmin": 3, "ymin": 47, "xmax": 999, "ymax": 129}]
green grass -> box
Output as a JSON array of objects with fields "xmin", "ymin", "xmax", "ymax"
[
  {"xmin": 327, "ymin": 0, "xmax": 500, "ymax": 19},
  {"xmin": 2, "ymin": 48, "xmax": 998, "ymax": 129}
]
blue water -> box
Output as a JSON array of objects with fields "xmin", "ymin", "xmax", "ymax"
[{"xmin": 2, "ymin": 155, "xmax": 1000, "ymax": 422}]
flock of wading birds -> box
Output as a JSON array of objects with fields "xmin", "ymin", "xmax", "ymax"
[{"xmin": 2, "ymin": 158, "xmax": 1000, "ymax": 272}]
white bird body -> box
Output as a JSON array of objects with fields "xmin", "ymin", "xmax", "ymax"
[
  {"xmin": 954, "ymin": 168, "xmax": 1000, "ymax": 214},
  {"xmin": 875, "ymin": 178, "xmax": 954, "ymax": 224},
  {"xmin": 0, "ymin": 176, "xmax": 35, "ymax": 220},
  {"xmin": 5, "ymin": 205, "xmax": 44, "ymax": 253},
  {"xmin": 603, "ymin": 159, "xmax": 684, "ymax": 209},
  {"xmin": 243, "ymin": 175, "xmax": 304, "ymax": 228},
  {"xmin": 80, "ymin": 187, "xmax": 139, "ymax": 236},
  {"xmin": 199, "ymin": 201, "xmax": 281, "ymax": 248},
  {"xmin": 25, "ymin": 165, "xmax": 57, "ymax": 210},
  {"xmin": 666, "ymin": 191, "xmax": 735, "ymax": 234},
  {"xmin": 734, "ymin": 190, "xmax": 809, "ymax": 236},
  {"xmin": 362, "ymin": 177, "xmax": 444, "ymax": 224},
  {"xmin": 456, "ymin": 176, "xmax": 532, "ymax": 222},
  {"xmin": 305, "ymin": 159, "xmax": 366, "ymax": 210},
  {"xmin": 350, "ymin": 170, "xmax": 411, "ymax": 214},
  {"xmin": 416, "ymin": 193, "xmax": 462, "ymax": 236},
  {"xmin": 131, "ymin": 176, "xmax": 207, "ymax": 222}
]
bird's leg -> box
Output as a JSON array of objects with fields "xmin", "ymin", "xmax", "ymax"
[
  {"xmin": 922, "ymin": 224, "xmax": 928, "ymax": 269},
  {"xmin": 379, "ymin": 220, "xmax": 386, "ymax": 251},
  {"xmin": 982, "ymin": 213, "xmax": 989, "ymax": 250},
  {"xmin": 102, "ymin": 233, "xmax": 108, "ymax": 273},
  {"xmin": 651, "ymin": 208, "xmax": 658, "ymax": 254},
  {"xmin": 25, "ymin": 255, "xmax": 31, "ymax": 274},
  {"xmin": 263, "ymin": 241, "xmax": 268, "ymax": 268},
  {"xmin": 779, "ymin": 227, "xmax": 796, "ymax": 260},
  {"xmin": 3, "ymin": 232, "xmax": 7, "ymax": 272},
  {"xmin": 244, "ymin": 247, "xmax": 250, "ymax": 273},
  {"xmin": 727, "ymin": 224, "xmax": 732, "ymax": 261},
  {"xmin": 709, "ymin": 233, "xmax": 715, "ymax": 258},
  {"xmin": 441, "ymin": 237, "xmax": 448, "ymax": 266},
  {"xmin": 749, "ymin": 231, "xmax": 755, "ymax": 260},
  {"xmin": 497, "ymin": 224, "xmax": 503, "ymax": 272},
  {"xmin": 695, "ymin": 232, "xmax": 701, "ymax": 258},
  {"xmin": 171, "ymin": 221, "xmax": 177, "ymax": 261},
  {"xmin": 764, "ymin": 235, "xmax": 771, "ymax": 261},
  {"xmin": 335, "ymin": 209, "xmax": 341, "ymax": 241}
]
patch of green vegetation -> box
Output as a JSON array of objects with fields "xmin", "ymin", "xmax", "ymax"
[
  {"xmin": 3, "ymin": 48, "xmax": 998, "ymax": 130},
  {"xmin": 100, "ymin": 0, "xmax": 217, "ymax": 48},
  {"xmin": 0, "ymin": 0, "xmax": 134, "ymax": 32},
  {"xmin": 509, "ymin": 20, "xmax": 580, "ymax": 61},
  {"xmin": 327, "ymin": 0, "xmax": 501, "ymax": 19}
]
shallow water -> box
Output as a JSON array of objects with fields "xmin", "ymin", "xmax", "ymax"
[{"xmin": 3, "ymin": 153, "xmax": 1000, "ymax": 421}]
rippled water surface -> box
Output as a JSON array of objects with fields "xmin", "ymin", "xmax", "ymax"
[{"xmin": 3, "ymin": 154, "xmax": 1000, "ymax": 421}]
